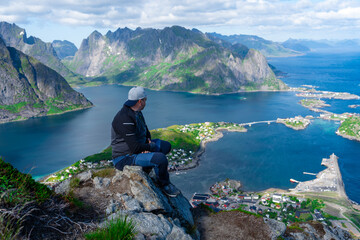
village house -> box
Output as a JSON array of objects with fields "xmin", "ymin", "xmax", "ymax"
[{"xmin": 272, "ymin": 194, "xmax": 282, "ymax": 203}]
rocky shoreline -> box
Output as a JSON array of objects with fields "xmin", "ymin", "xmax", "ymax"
[
  {"xmin": 276, "ymin": 116, "xmax": 311, "ymax": 130},
  {"xmin": 0, "ymin": 104, "xmax": 93, "ymax": 124},
  {"xmin": 335, "ymin": 130, "xmax": 360, "ymax": 142}
]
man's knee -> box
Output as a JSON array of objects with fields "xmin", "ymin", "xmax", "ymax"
[
  {"xmin": 150, "ymin": 152, "xmax": 168, "ymax": 166},
  {"xmin": 161, "ymin": 140, "xmax": 171, "ymax": 154}
]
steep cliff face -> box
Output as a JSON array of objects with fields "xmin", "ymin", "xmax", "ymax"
[
  {"xmin": 0, "ymin": 22, "xmax": 84, "ymax": 84},
  {"xmin": 64, "ymin": 26, "xmax": 287, "ymax": 94},
  {"xmin": 0, "ymin": 38, "xmax": 92, "ymax": 123}
]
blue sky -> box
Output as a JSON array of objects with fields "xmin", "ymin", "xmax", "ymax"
[{"xmin": 1, "ymin": 0, "xmax": 360, "ymax": 47}]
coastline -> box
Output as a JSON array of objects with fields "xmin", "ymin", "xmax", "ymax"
[
  {"xmin": 171, "ymin": 127, "xmax": 247, "ymax": 172},
  {"xmin": 73, "ymin": 82, "xmax": 290, "ymax": 96},
  {"xmin": 0, "ymin": 105, "xmax": 94, "ymax": 125},
  {"xmin": 335, "ymin": 130, "xmax": 360, "ymax": 142}
]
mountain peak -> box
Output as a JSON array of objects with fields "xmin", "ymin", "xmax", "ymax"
[{"xmin": 66, "ymin": 26, "xmax": 287, "ymax": 93}]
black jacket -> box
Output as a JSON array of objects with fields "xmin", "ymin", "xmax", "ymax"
[{"xmin": 111, "ymin": 105, "xmax": 152, "ymax": 159}]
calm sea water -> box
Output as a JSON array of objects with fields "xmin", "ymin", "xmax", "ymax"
[{"xmin": 0, "ymin": 51, "xmax": 359, "ymax": 202}]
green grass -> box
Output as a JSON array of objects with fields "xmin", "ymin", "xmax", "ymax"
[
  {"xmin": 93, "ymin": 168, "xmax": 116, "ymax": 178},
  {"xmin": 84, "ymin": 216, "xmax": 136, "ymax": 240},
  {"xmin": 0, "ymin": 157, "xmax": 53, "ymax": 204},
  {"xmin": 44, "ymin": 96, "xmax": 84, "ymax": 115},
  {"xmin": 230, "ymin": 208, "xmax": 262, "ymax": 218},
  {"xmin": 84, "ymin": 147, "xmax": 112, "ymax": 163},
  {"xmin": 64, "ymin": 191, "xmax": 84, "ymax": 208},
  {"xmin": 344, "ymin": 211, "xmax": 360, "ymax": 229},
  {"xmin": 300, "ymin": 99, "xmax": 326, "ymax": 107},
  {"xmin": 288, "ymin": 225, "xmax": 304, "ymax": 231},
  {"xmin": 338, "ymin": 116, "xmax": 360, "ymax": 137},
  {"xmin": 322, "ymin": 212, "xmax": 342, "ymax": 220},
  {"xmin": 70, "ymin": 177, "xmax": 80, "ymax": 189},
  {"xmin": 285, "ymin": 120, "xmax": 304, "ymax": 127},
  {"xmin": 298, "ymin": 212, "xmax": 313, "ymax": 221},
  {"xmin": 0, "ymin": 102, "xmax": 28, "ymax": 113},
  {"xmin": 151, "ymin": 125, "xmax": 200, "ymax": 152},
  {"xmin": 0, "ymin": 205, "xmax": 24, "ymax": 240}
]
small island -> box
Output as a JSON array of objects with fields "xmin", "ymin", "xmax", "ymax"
[
  {"xmin": 276, "ymin": 116, "xmax": 311, "ymax": 130},
  {"xmin": 296, "ymin": 89, "xmax": 360, "ymax": 100},
  {"xmin": 349, "ymin": 104, "xmax": 360, "ymax": 109},
  {"xmin": 299, "ymin": 99, "xmax": 330, "ymax": 113}
]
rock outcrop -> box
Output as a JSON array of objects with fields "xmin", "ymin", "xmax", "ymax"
[
  {"xmin": 0, "ymin": 38, "xmax": 92, "ymax": 123},
  {"xmin": 55, "ymin": 166, "xmax": 196, "ymax": 239},
  {"xmin": 283, "ymin": 221, "xmax": 353, "ymax": 240}
]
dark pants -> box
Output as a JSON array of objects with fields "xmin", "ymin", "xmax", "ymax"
[{"xmin": 114, "ymin": 139, "xmax": 171, "ymax": 186}]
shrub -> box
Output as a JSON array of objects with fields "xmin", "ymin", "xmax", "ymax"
[
  {"xmin": 0, "ymin": 211, "xmax": 22, "ymax": 240},
  {"xmin": 93, "ymin": 168, "xmax": 116, "ymax": 178},
  {"xmin": 0, "ymin": 158, "xmax": 53, "ymax": 204},
  {"xmin": 84, "ymin": 216, "xmax": 136, "ymax": 240},
  {"xmin": 64, "ymin": 191, "xmax": 84, "ymax": 208},
  {"xmin": 70, "ymin": 178, "xmax": 80, "ymax": 189}
]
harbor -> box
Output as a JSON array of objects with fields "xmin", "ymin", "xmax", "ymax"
[{"xmin": 290, "ymin": 153, "xmax": 346, "ymax": 198}]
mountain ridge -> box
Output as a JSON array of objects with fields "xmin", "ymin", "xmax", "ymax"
[
  {"xmin": 207, "ymin": 32, "xmax": 302, "ymax": 57},
  {"xmin": 64, "ymin": 26, "xmax": 287, "ymax": 94},
  {"xmin": 0, "ymin": 21, "xmax": 85, "ymax": 85},
  {"xmin": 0, "ymin": 38, "xmax": 92, "ymax": 123}
]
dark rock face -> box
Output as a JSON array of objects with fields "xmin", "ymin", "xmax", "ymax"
[
  {"xmin": 52, "ymin": 40, "xmax": 78, "ymax": 59},
  {"xmin": 66, "ymin": 26, "xmax": 287, "ymax": 94},
  {"xmin": 0, "ymin": 21, "xmax": 83, "ymax": 83},
  {"xmin": 0, "ymin": 38, "xmax": 92, "ymax": 123}
]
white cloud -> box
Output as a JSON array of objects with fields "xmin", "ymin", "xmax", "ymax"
[{"xmin": 0, "ymin": 0, "xmax": 359, "ymax": 42}]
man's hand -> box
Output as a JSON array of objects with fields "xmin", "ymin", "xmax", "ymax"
[
  {"xmin": 147, "ymin": 138, "xmax": 151, "ymax": 143},
  {"xmin": 141, "ymin": 151, "xmax": 150, "ymax": 153}
]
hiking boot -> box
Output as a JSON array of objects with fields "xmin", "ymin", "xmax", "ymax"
[{"xmin": 163, "ymin": 183, "xmax": 181, "ymax": 197}]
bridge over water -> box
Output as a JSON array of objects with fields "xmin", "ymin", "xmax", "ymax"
[{"xmin": 239, "ymin": 120, "xmax": 277, "ymax": 127}]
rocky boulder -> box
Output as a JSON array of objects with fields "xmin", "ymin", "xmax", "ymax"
[
  {"xmin": 55, "ymin": 166, "xmax": 195, "ymax": 239},
  {"xmin": 283, "ymin": 221, "xmax": 353, "ymax": 240}
]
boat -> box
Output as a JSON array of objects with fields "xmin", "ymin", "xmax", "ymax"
[{"xmin": 290, "ymin": 178, "xmax": 299, "ymax": 183}]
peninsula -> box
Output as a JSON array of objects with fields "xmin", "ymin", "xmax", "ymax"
[
  {"xmin": 291, "ymin": 154, "xmax": 346, "ymax": 197},
  {"xmin": 41, "ymin": 121, "xmax": 247, "ymax": 184},
  {"xmin": 336, "ymin": 116, "xmax": 360, "ymax": 142}
]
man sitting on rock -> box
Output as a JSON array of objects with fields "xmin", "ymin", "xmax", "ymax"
[{"xmin": 111, "ymin": 86, "xmax": 180, "ymax": 197}]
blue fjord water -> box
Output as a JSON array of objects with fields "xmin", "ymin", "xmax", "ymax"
[{"xmin": 0, "ymin": 51, "xmax": 359, "ymax": 202}]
